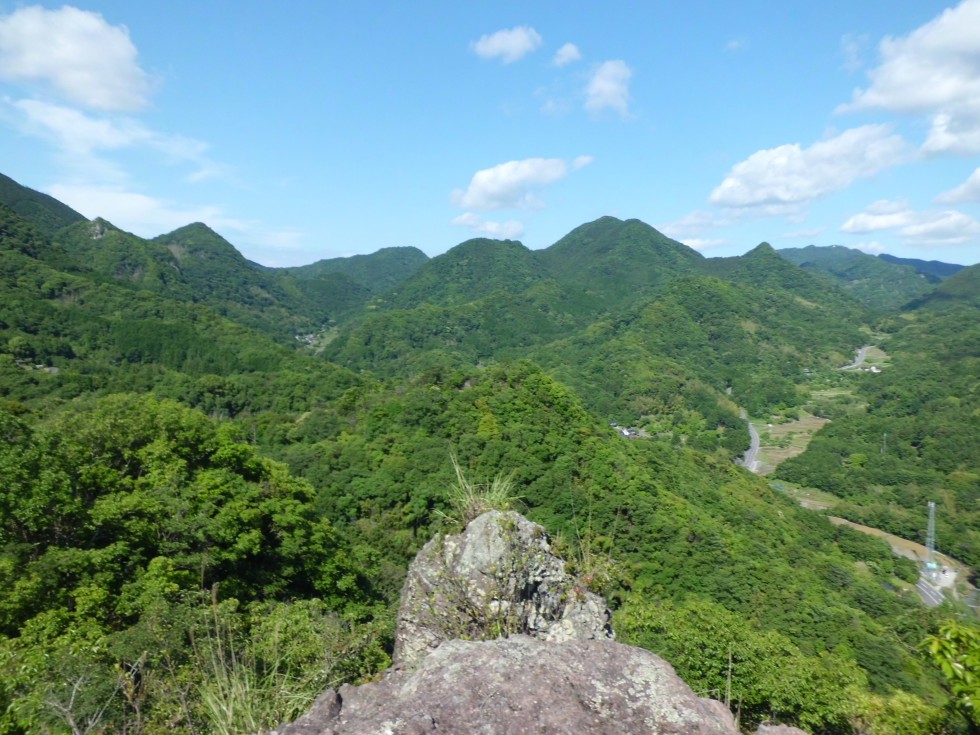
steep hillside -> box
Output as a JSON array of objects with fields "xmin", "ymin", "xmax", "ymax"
[
  {"xmin": 537, "ymin": 273, "xmax": 864, "ymax": 422},
  {"xmin": 905, "ymin": 262, "xmax": 980, "ymax": 311},
  {"xmin": 537, "ymin": 217, "xmax": 705, "ymax": 310},
  {"xmin": 879, "ymin": 253, "xmax": 965, "ymax": 281},
  {"xmin": 776, "ymin": 266, "xmax": 980, "ymax": 568},
  {"xmin": 283, "ymin": 245, "xmax": 428, "ymax": 295},
  {"xmin": 382, "ymin": 238, "xmax": 549, "ymax": 310},
  {"xmin": 0, "ymin": 172, "xmax": 86, "ymax": 237},
  {"xmin": 778, "ymin": 244, "xmax": 935, "ymax": 310},
  {"xmin": 0, "ymin": 207, "xmax": 358, "ymax": 413},
  {"xmin": 49, "ymin": 218, "xmax": 333, "ymax": 340}
]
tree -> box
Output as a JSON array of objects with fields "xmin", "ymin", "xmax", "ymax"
[{"xmin": 922, "ymin": 620, "xmax": 980, "ymax": 728}]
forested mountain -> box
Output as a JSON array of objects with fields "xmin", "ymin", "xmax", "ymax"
[
  {"xmin": 382, "ymin": 238, "xmax": 548, "ymax": 310},
  {"xmin": 537, "ymin": 216, "xmax": 706, "ymax": 311},
  {"xmin": 0, "ymin": 172, "xmax": 85, "ymax": 237},
  {"xmin": 0, "ymin": 173, "xmax": 976, "ymax": 734},
  {"xmin": 778, "ymin": 244, "xmax": 937, "ymax": 310},
  {"xmin": 879, "ymin": 253, "xmax": 965, "ymax": 281},
  {"xmin": 283, "ymin": 245, "xmax": 428, "ymax": 294}
]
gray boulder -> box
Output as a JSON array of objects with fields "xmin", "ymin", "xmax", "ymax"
[
  {"xmin": 393, "ymin": 511, "xmax": 613, "ymax": 669},
  {"xmin": 269, "ymin": 511, "xmax": 811, "ymax": 735},
  {"xmin": 271, "ymin": 636, "xmax": 739, "ymax": 735},
  {"xmin": 756, "ymin": 725, "xmax": 811, "ymax": 735}
]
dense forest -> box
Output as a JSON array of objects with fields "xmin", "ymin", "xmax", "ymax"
[{"xmin": 0, "ymin": 173, "xmax": 977, "ymax": 734}]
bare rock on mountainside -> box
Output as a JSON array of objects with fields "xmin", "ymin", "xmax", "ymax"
[
  {"xmin": 393, "ymin": 510, "xmax": 614, "ymax": 668},
  {"xmin": 270, "ymin": 511, "xmax": 808, "ymax": 735},
  {"xmin": 274, "ymin": 636, "xmax": 739, "ymax": 735},
  {"xmin": 755, "ymin": 726, "xmax": 811, "ymax": 735}
]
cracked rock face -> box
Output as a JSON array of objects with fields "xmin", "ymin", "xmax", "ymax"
[
  {"xmin": 392, "ymin": 511, "xmax": 614, "ymax": 669},
  {"xmin": 273, "ymin": 636, "xmax": 739, "ymax": 735}
]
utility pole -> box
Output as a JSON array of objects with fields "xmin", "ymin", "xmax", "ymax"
[{"xmin": 925, "ymin": 501, "xmax": 937, "ymax": 581}]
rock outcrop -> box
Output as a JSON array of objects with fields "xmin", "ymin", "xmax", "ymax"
[
  {"xmin": 393, "ymin": 510, "xmax": 613, "ymax": 668},
  {"xmin": 271, "ymin": 511, "xmax": 808, "ymax": 735},
  {"xmin": 275, "ymin": 636, "xmax": 738, "ymax": 734}
]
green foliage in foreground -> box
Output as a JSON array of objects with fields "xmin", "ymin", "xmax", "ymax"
[
  {"xmin": 0, "ymin": 394, "xmax": 388, "ymax": 734},
  {"xmin": 922, "ymin": 621, "xmax": 980, "ymax": 728},
  {"xmin": 618, "ymin": 597, "xmax": 948, "ymax": 734}
]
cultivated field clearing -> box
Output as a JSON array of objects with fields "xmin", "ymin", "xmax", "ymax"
[{"xmin": 755, "ymin": 411, "xmax": 830, "ymax": 476}]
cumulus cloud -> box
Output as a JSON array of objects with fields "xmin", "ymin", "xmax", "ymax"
[
  {"xmin": 853, "ymin": 241, "xmax": 887, "ymax": 254},
  {"xmin": 0, "ymin": 5, "xmax": 150, "ymax": 111},
  {"xmin": 553, "ymin": 42, "xmax": 582, "ymax": 67},
  {"xmin": 8, "ymin": 97, "xmax": 217, "ymax": 182},
  {"xmin": 840, "ymin": 200, "xmax": 980, "ymax": 246},
  {"xmin": 451, "ymin": 212, "xmax": 525, "ymax": 239},
  {"xmin": 451, "ymin": 156, "xmax": 591, "ymax": 211},
  {"xmin": 937, "ymin": 166, "xmax": 980, "ymax": 203},
  {"xmin": 898, "ymin": 210, "xmax": 980, "ymax": 245},
  {"xmin": 48, "ymin": 183, "xmax": 246, "ymax": 236},
  {"xmin": 659, "ymin": 210, "xmax": 729, "ymax": 241},
  {"xmin": 839, "ymin": 0, "xmax": 980, "ymax": 154},
  {"xmin": 709, "ymin": 125, "xmax": 911, "ymax": 208},
  {"xmin": 471, "ymin": 26, "xmax": 542, "ymax": 63},
  {"xmin": 841, "ymin": 199, "xmax": 915, "ymax": 233},
  {"xmin": 585, "ymin": 60, "xmax": 632, "ymax": 117}
]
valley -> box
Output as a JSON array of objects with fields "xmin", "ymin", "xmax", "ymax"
[{"xmin": 0, "ymin": 171, "xmax": 977, "ymax": 734}]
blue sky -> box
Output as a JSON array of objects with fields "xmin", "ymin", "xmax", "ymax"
[{"xmin": 2, "ymin": 1, "xmax": 980, "ymax": 266}]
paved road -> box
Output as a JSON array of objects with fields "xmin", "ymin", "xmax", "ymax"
[
  {"xmin": 839, "ymin": 345, "xmax": 872, "ymax": 370},
  {"xmin": 736, "ymin": 408, "xmax": 762, "ymax": 474},
  {"xmin": 917, "ymin": 578, "xmax": 946, "ymax": 607}
]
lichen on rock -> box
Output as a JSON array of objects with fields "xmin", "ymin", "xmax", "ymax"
[{"xmin": 392, "ymin": 510, "xmax": 614, "ymax": 669}]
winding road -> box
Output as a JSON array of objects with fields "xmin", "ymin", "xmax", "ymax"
[
  {"xmin": 736, "ymin": 409, "xmax": 762, "ymax": 474},
  {"xmin": 839, "ymin": 345, "xmax": 872, "ymax": 370}
]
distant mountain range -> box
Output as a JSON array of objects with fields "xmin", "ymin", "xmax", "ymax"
[
  {"xmin": 2, "ymin": 170, "xmax": 979, "ymax": 731},
  {"xmin": 776, "ymin": 244, "xmax": 964, "ymax": 310}
]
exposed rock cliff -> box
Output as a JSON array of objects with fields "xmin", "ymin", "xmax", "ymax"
[
  {"xmin": 271, "ymin": 511, "xmax": 807, "ymax": 735},
  {"xmin": 393, "ymin": 510, "xmax": 613, "ymax": 668}
]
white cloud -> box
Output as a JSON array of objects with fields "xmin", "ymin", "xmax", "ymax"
[
  {"xmin": 0, "ymin": 5, "xmax": 150, "ymax": 111},
  {"xmin": 48, "ymin": 183, "xmax": 245, "ymax": 237},
  {"xmin": 924, "ymin": 102, "xmax": 980, "ymax": 155},
  {"xmin": 9, "ymin": 97, "xmax": 220, "ymax": 183},
  {"xmin": 572, "ymin": 155, "xmax": 593, "ymax": 170},
  {"xmin": 659, "ymin": 209, "xmax": 729, "ymax": 240},
  {"xmin": 840, "ymin": 200, "xmax": 980, "ymax": 246},
  {"xmin": 853, "ymin": 241, "xmax": 887, "ymax": 254},
  {"xmin": 452, "ymin": 156, "xmax": 590, "ymax": 211},
  {"xmin": 840, "ymin": 0, "xmax": 980, "ymax": 154},
  {"xmin": 451, "ymin": 212, "xmax": 525, "ymax": 239},
  {"xmin": 898, "ymin": 210, "xmax": 980, "ymax": 245},
  {"xmin": 709, "ymin": 125, "xmax": 911, "ymax": 208},
  {"xmin": 471, "ymin": 26, "xmax": 542, "ymax": 63},
  {"xmin": 12, "ymin": 97, "xmax": 149, "ymax": 152},
  {"xmin": 841, "ymin": 199, "xmax": 915, "ymax": 233},
  {"xmin": 725, "ymin": 38, "xmax": 747, "ymax": 52},
  {"xmin": 584, "ymin": 60, "xmax": 632, "ymax": 117},
  {"xmin": 937, "ymin": 166, "xmax": 980, "ymax": 203},
  {"xmin": 553, "ymin": 43, "xmax": 581, "ymax": 67}
]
